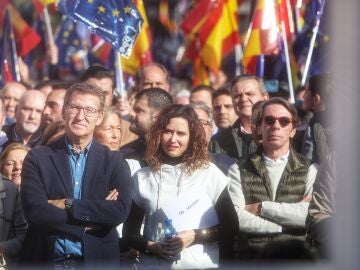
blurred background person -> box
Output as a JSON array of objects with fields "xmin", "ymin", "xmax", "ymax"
[
  {"xmin": 134, "ymin": 62, "xmax": 170, "ymax": 92},
  {"xmin": 0, "ymin": 82, "xmax": 27, "ymax": 125},
  {"xmin": 0, "ymin": 143, "xmax": 30, "ymax": 188},
  {"xmin": 40, "ymin": 121, "xmax": 65, "ymax": 146},
  {"xmin": 94, "ymin": 106, "xmax": 122, "ymax": 151},
  {"xmin": 189, "ymin": 84, "xmax": 214, "ymax": 109},
  {"xmin": 212, "ymin": 87, "xmax": 237, "ymax": 131},
  {"xmin": 3, "ymin": 90, "xmax": 45, "ymax": 149}
]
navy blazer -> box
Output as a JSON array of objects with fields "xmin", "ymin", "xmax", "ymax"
[
  {"xmin": 20, "ymin": 136, "xmax": 132, "ymax": 267},
  {"xmin": 0, "ymin": 176, "xmax": 27, "ymax": 265}
]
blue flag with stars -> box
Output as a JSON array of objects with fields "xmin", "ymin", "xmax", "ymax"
[{"xmin": 57, "ymin": 0, "xmax": 143, "ymax": 58}]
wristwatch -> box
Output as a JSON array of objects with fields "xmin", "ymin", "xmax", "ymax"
[{"xmin": 64, "ymin": 198, "xmax": 74, "ymax": 211}]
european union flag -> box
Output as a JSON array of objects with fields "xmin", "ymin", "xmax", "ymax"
[
  {"xmin": 57, "ymin": 0, "xmax": 143, "ymax": 58},
  {"xmin": 55, "ymin": 16, "xmax": 84, "ymax": 70},
  {"xmin": 0, "ymin": 10, "xmax": 18, "ymax": 87}
]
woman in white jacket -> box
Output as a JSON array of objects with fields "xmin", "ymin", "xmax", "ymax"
[{"xmin": 122, "ymin": 104, "xmax": 237, "ymax": 269}]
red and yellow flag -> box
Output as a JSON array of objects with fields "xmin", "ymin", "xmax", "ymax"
[
  {"xmin": 181, "ymin": 0, "xmax": 240, "ymax": 85},
  {"xmin": 121, "ymin": 0, "xmax": 153, "ymax": 75},
  {"xmin": 0, "ymin": 1, "xmax": 41, "ymax": 56}
]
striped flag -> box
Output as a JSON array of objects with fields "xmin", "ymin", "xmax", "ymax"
[
  {"xmin": 0, "ymin": 1, "xmax": 41, "ymax": 56},
  {"xmin": 181, "ymin": 0, "xmax": 241, "ymax": 85}
]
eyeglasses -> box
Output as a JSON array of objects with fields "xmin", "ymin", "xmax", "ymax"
[
  {"xmin": 263, "ymin": 116, "xmax": 293, "ymax": 127},
  {"xmin": 67, "ymin": 104, "xmax": 99, "ymax": 117}
]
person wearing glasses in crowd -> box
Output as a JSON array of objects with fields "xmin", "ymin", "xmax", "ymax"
[
  {"xmin": 20, "ymin": 82, "xmax": 132, "ymax": 268},
  {"xmin": 228, "ymin": 98, "xmax": 317, "ymax": 260}
]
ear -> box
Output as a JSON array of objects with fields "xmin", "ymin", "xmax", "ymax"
[
  {"xmin": 263, "ymin": 93, "xmax": 270, "ymax": 101},
  {"xmin": 61, "ymin": 106, "xmax": 66, "ymax": 120},
  {"xmin": 313, "ymin": 94, "xmax": 321, "ymax": 107},
  {"xmin": 95, "ymin": 111, "xmax": 104, "ymax": 126},
  {"xmin": 290, "ymin": 126, "xmax": 296, "ymax": 138}
]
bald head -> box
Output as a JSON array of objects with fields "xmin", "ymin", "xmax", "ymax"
[
  {"xmin": 135, "ymin": 63, "xmax": 170, "ymax": 92},
  {"xmin": 16, "ymin": 90, "xmax": 45, "ymax": 136},
  {"xmin": 1, "ymin": 82, "xmax": 27, "ymax": 119}
]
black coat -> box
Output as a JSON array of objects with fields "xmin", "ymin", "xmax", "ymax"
[
  {"xmin": 0, "ymin": 176, "xmax": 27, "ymax": 265},
  {"xmin": 20, "ymin": 136, "xmax": 132, "ymax": 267}
]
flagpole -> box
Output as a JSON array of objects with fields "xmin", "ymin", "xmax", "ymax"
[
  {"xmin": 281, "ymin": 21, "xmax": 295, "ymax": 104},
  {"xmin": 115, "ymin": 51, "xmax": 126, "ymax": 98},
  {"xmin": 301, "ymin": 0, "xmax": 326, "ymax": 86},
  {"xmin": 43, "ymin": 7, "xmax": 54, "ymax": 44},
  {"xmin": 8, "ymin": 12, "xmax": 20, "ymax": 81}
]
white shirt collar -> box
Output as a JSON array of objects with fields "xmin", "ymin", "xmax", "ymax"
[{"xmin": 262, "ymin": 151, "xmax": 290, "ymax": 163}]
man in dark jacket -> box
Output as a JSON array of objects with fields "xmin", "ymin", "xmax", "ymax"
[
  {"xmin": 209, "ymin": 75, "xmax": 268, "ymax": 160},
  {"xmin": 20, "ymin": 82, "xmax": 132, "ymax": 268}
]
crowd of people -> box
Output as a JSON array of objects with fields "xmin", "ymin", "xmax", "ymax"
[{"xmin": 0, "ymin": 60, "xmax": 333, "ymax": 269}]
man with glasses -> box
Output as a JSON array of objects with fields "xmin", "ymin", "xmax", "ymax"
[
  {"xmin": 20, "ymin": 82, "xmax": 132, "ymax": 267},
  {"xmin": 228, "ymin": 98, "xmax": 317, "ymax": 260}
]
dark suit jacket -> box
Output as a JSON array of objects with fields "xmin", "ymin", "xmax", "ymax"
[
  {"xmin": 20, "ymin": 136, "xmax": 132, "ymax": 267},
  {"xmin": 0, "ymin": 176, "xmax": 27, "ymax": 265}
]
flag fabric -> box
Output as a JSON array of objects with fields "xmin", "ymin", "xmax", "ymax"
[
  {"xmin": 181, "ymin": 0, "xmax": 241, "ymax": 85},
  {"xmin": 293, "ymin": 0, "xmax": 329, "ymax": 76},
  {"xmin": 32, "ymin": 0, "xmax": 57, "ymax": 16},
  {"xmin": 0, "ymin": 1, "xmax": 41, "ymax": 57},
  {"xmin": 57, "ymin": 0, "xmax": 143, "ymax": 58},
  {"xmin": 0, "ymin": 9, "xmax": 18, "ymax": 87},
  {"xmin": 158, "ymin": 0, "xmax": 176, "ymax": 33},
  {"xmin": 54, "ymin": 16, "xmax": 84, "ymax": 74},
  {"xmin": 243, "ymin": 0, "xmax": 280, "ymax": 58},
  {"xmin": 121, "ymin": 0, "xmax": 153, "ymax": 75}
]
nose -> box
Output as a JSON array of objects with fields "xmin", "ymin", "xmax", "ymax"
[
  {"xmin": 14, "ymin": 160, "xmax": 22, "ymax": 171},
  {"xmin": 8, "ymin": 98, "xmax": 16, "ymax": 107},
  {"xmin": 219, "ymin": 105, "xmax": 226, "ymax": 113},
  {"xmin": 43, "ymin": 106, "xmax": 50, "ymax": 115}
]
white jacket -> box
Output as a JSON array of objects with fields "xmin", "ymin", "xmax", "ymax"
[{"xmin": 132, "ymin": 162, "xmax": 229, "ymax": 269}]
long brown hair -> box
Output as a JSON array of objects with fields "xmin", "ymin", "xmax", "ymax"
[{"xmin": 145, "ymin": 104, "xmax": 210, "ymax": 175}]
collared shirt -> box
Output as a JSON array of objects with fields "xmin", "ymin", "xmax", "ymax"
[
  {"xmin": 54, "ymin": 137, "xmax": 92, "ymax": 259},
  {"xmin": 262, "ymin": 151, "xmax": 290, "ymax": 163}
]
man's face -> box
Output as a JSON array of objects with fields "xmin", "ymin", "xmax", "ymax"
[
  {"xmin": 139, "ymin": 66, "xmax": 169, "ymax": 91},
  {"xmin": 190, "ymin": 90, "xmax": 213, "ymax": 109},
  {"xmin": 194, "ymin": 108, "xmax": 213, "ymax": 143},
  {"xmin": 213, "ymin": 94, "xmax": 237, "ymax": 129},
  {"xmin": 62, "ymin": 92, "xmax": 104, "ymax": 141},
  {"xmin": 302, "ymin": 87, "xmax": 315, "ymax": 112},
  {"xmin": 232, "ymin": 79, "xmax": 268, "ymax": 118},
  {"xmin": 87, "ymin": 77, "xmax": 114, "ymax": 106},
  {"xmin": 42, "ymin": 89, "xmax": 66, "ymax": 127},
  {"xmin": 129, "ymin": 98, "xmax": 155, "ymax": 136},
  {"xmin": 16, "ymin": 92, "xmax": 45, "ymax": 135},
  {"xmin": 260, "ymin": 104, "xmax": 296, "ymax": 153},
  {"xmin": 2, "ymin": 83, "xmax": 26, "ymax": 119}
]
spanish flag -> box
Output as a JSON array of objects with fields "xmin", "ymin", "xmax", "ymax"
[
  {"xmin": 181, "ymin": 0, "xmax": 240, "ymax": 85},
  {"xmin": 0, "ymin": 1, "xmax": 41, "ymax": 56}
]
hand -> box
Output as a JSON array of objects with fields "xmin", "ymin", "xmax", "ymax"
[
  {"xmin": 47, "ymin": 41, "xmax": 59, "ymax": 65},
  {"xmin": 163, "ymin": 230, "xmax": 195, "ymax": 254},
  {"xmin": 48, "ymin": 199, "xmax": 66, "ymax": 209},
  {"xmin": 120, "ymin": 249, "xmax": 139, "ymax": 262},
  {"xmin": 302, "ymin": 195, "xmax": 312, "ymax": 202},
  {"xmin": 105, "ymin": 189, "xmax": 119, "ymax": 200},
  {"xmin": 146, "ymin": 241, "xmax": 172, "ymax": 260},
  {"xmin": 116, "ymin": 98, "xmax": 130, "ymax": 116},
  {"xmin": 245, "ymin": 202, "xmax": 262, "ymax": 216}
]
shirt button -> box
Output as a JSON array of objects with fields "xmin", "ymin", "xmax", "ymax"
[
  {"xmin": 77, "ymin": 163, "xmax": 80, "ymax": 166},
  {"xmin": 76, "ymin": 182, "xmax": 79, "ymax": 185}
]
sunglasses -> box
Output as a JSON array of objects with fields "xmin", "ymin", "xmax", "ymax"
[{"xmin": 263, "ymin": 116, "xmax": 293, "ymax": 127}]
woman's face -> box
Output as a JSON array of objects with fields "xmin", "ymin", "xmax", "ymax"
[
  {"xmin": 94, "ymin": 113, "xmax": 122, "ymax": 151},
  {"xmin": 1, "ymin": 149, "xmax": 28, "ymax": 187},
  {"xmin": 161, "ymin": 117, "xmax": 190, "ymax": 158}
]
